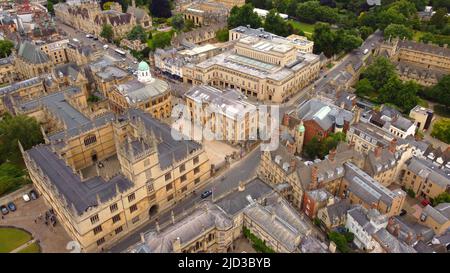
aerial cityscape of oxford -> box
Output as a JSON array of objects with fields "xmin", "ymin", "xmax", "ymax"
[{"xmin": 0, "ymin": 0, "xmax": 449, "ymax": 257}]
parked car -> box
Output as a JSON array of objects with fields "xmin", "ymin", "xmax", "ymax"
[
  {"xmin": 201, "ymin": 190, "xmax": 213, "ymax": 199},
  {"xmin": 400, "ymin": 209, "xmax": 407, "ymax": 216},
  {"xmin": 30, "ymin": 190, "xmax": 39, "ymax": 200},
  {"xmin": 0, "ymin": 205, "xmax": 8, "ymax": 215},
  {"xmin": 421, "ymin": 199, "xmax": 431, "ymax": 206},
  {"xmin": 7, "ymin": 202, "xmax": 16, "ymax": 212},
  {"xmin": 22, "ymin": 194, "xmax": 30, "ymax": 202}
]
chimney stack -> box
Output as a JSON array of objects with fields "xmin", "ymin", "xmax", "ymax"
[
  {"xmin": 310, "ymin": 166, "xmax": 319, "ymax": 190},
  {"xmin": 238, "ymin": 181, "xmax": 245, "ymax": 192},
  {"xmin": 371, "ymin": 202, "xmax": 378, "ymax": 209},
  {"xmin": 389, "ymin": 138, "xmax": 397, "ymax": 154},
  {"xmin": 328, "ymin": 148, "xmax": 336, "ymax": 162},
  {"xmin": 290, "ymin": 158, "xmax": 296, "ymax": 170},
  {"xmin": 393, "ymin": 224, "xmax": 400, "ymax": 237},
  {"xmin": 282, "ymin": 113, "xmax": 290, "ymax": 127},
  {"xmin": 374, "ymin": 146, "xmax": 382, "ymax": 158},
  {"xmin": 406, "ymin": 232, "xmax": 414, "ymax": 245}
]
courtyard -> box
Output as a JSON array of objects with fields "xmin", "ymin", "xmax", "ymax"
[{"xmin": 0, "ymin": 195, "xmax": 72, "ymax": 253}]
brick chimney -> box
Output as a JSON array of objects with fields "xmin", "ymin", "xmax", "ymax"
[
  {"xmin": 406, "ymin": 232, "xmax": 414, "ymax": 245},
  {"xmin": 310, "ymin": 166, "xmax": 319, "ymax": 190},
  {"xmin": 371, "ymin": 201, "xmax": 378, "ymax": 209},
  {"xmin": 328, "ymin": 148, "xmax": 336, "ymax": 162},
  {"xmin": 387, "ymin": 217, "xmax": 395, "ymax": 233},
  {"xmin": 374, "ymin": 146, "xmax": 382, "ymax": 158},
  {"xmin": 393, "ymin": 224, "xmax": 400, "ymax": 237},
  {"xmin": 290, "ymin": 158, "xmax": 296, "ymax": 170},
  {"xmin": 389, "ymin": 138, "xmax": 397, "ymax": 153},
  {"xmin": 282, "ymin": 113, "xmax": 290, "ymax": 126}
]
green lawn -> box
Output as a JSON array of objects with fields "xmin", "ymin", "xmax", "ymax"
[
  {"xmin": 288, "ymin": 20, "xmax": 315, "ymax": 38},
  {"xmin": 0, "ymin": 228, "xmax": 32, "ymax": 253},
  {"xmin": 17, "ymin": 242, "xmax": 41, "ymax": 253}
]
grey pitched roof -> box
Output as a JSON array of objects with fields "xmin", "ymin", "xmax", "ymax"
[
  {"xmin": 17, "ymin": 41, "xmax": 50, "ymax": 64},
  {"xmin": 423, "ymin": 204, "xmax": 450, "ymax": 225},
  {"xmin": 348, "ymin": 206, "xmax": 379, "ymax": 235},
  {"xmin": 296, "ymin": 98, "xmax": 354, "ymax": 131},
  {"xmin": 0, "ymin": 77, "xmax": 42, "ymax": 96},
  {"xmin": 373, "ymin": 228, "xmax": 417, "ymax": 253},
  {"xmin": 216, "ymin": 177, "xmax": 272, "ymax": 215},
  {"xmin": 126, "ymin": 202, "xmax": 233, "ymax": 253},
  {"xmin": 26, "ymin": 144, "xmax": 134, "ymax": 215},
  {"xmin": 345, "ymin": 162, "xmax": 404, "ymax": 207},
  {"xmin": 126, "ymin": 109, "xmax": 203, "ymax": 170},
  {"xmin": 405, "ymin": 157, "xmax": 450, "ymax": 189},
  {"xmin": 325, "ymin": 199, "xmax": 351, "ymax": 221},
  {"xmin": 54, "ymin": 62, "xmax": 82, "ymax": 81}
]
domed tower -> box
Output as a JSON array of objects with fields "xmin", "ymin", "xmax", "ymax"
[
  {"xmin": 137, "ymin": 61, "xmax": 153, "ymax": 83},
  {"xmin": 295, "ymin": 120, "xmax": 305, "ymax": 154}
]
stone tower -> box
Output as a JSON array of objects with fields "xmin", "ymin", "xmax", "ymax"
[{"xmin": 295, "ymin": 120, "xmax": 305, "ymax": 154}]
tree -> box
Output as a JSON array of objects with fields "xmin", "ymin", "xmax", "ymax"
[
  {"xmin": 430, "ymin": 8, "xmax": 448, "ymax": 29},
  {"xmin": 100, "ymin": 24, "xmax": 114, "ymax": 42},
  {"xmin": 432, "ymin": 192, "xmax": 450, "ymax": 206},
  {"xmin": 263, "ymin": 9, "xmax": 290, "ymax": 37},
  {"xmin": 355, "ymin": 78, "xmax": 375, "ymax": 97},
  {"xmin": 0, "ymin": 39, "xmax": 14, "ymax": 58},
  {"xmin": 170, "ymin": 14, "xmax": 185, "ymax": 32},
  {"xmin": 362, "ymin": 57, "xmax": 396, "ymax": 90},
  {"xmin": 358, "ymin": 26, "xmax": 374, "ymax": 40},
  {"xmin": 429, "ymin": 75, "xmax": 450, "ymax": 109},
  {"xmin": 296, "ymin": 1, "xmax": 339, "ymax": 24},
  {"xmin": 228, "ymin": 4, "xmax": 262, "ymax": 29},
  {"xmin": 409, "ymin": 0, "xmax": 428, "ymax": 11},
  {"xmin": 312, "ymin": 22, "xmax": 336, "ymax": 57},
  {"xmin": 0, "ymin": 162, "xmax": 30, "ymax": 197},
  {"xmin": 304, "ymin": 136, "xmax": 321, "ymax": 159},
  {"xmin": 335, "ymin": 30, "xmax": 363, "ymax": 53},
  {"xmin": 377, "ymin": 8, "xmax": 408, "ymax": 30},
  {"xmin": 127, "ymin": 25, "xmax": 148, "ymax": 42},
  {"xmin": 150, "ymin": 0, "xmax": 172, "ymax": 18},
  {"xmin": 431, "ymin": 118, "xmax": 450, "ymax": 144},
  {"xmin": 328, "ymin": 231, "xmax": 350, "ymax": 253},
  {"xmin": 216, "ymin": 28, "xmax": 229, "ymax": 42},
  {"xmin": 47, "ymin": 0, "xmax": 54, "ymax": 14},
  {"xmin": 103, "ymin": 1, "xmax": 115, "ymax": 10},
  {"xmin": 0, "ymin": 114, "xmax": 44, "ymax": 165},
  {"xmin": 379, "ymin": 77, "xmax": 419, "ymax": 112},
  {"xmin": 150, "ymin": 31, "xmax": 173, "ymax": 50},
  {"xmin": 384, "ymin": 23, "xmax": 413, "ymax": 40}
]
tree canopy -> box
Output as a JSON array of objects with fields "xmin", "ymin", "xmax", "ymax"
[
  {"xmin": 127, "ymin": 25, "xmax": 148, "ymax": 42},
  {"xmin": 303, "ymin": 132, "xmax": 346, "ymax": 159},
  {"xmin": 431, "ymin": 118, "xmax": 450, "ymax": 144},
  {"xmin": 150, "ymin": 0, "xmax": 172, "ymax": 18},
  {"xmin": 384, "ymin": 23, "xmax": 413, "ymax": 40},
  {"xmin": 100, "ymin": 24, "xmax": 114, "ymax": 42},
  {"xmin": 228, "ymin": 4, "xmax": 262, "ymax": 29},
  {"xmin": 0, "ymin": 39, "xmax": 14, "ymax": 58},
  {"xmin": 263, "ymin": 9, "xmax": 290, "ymax": 37}
]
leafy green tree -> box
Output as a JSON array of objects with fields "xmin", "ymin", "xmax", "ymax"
[
  {"xmin": 0, "ymin": 114, "xmax": 44, "ymax": 165},
  {"xmin": 431, "ymin": 0, "xmax": 450, "ymax": 10},
  {"xmin": 335, "ymin": 30, "xmax": 363, "ymax": 53},
  {"xmin": 429, "ymin": 75, "xmax": 450, "ymax": 109},
  {"xmin": 296, "ymin": 1, "xmax": 339, "ymax": 24},
  {"xmin": 379, "ymin": 77, "xmax": 419, "ymax": 112},
  {"xmin": 170, "ymin": 14, "xmax": 185, "ymax": 32},
  {"xmin": 127, "ymin": 25, "xmax": 148, "ymax": 42},
  {"xmin": 432, "ymin": 192, "xmax": 450, "ymax": 206},
  {"xmin": 150, "ymin": 31, "xmax": 173, "ymax": 50},
  {"xmin": 216, "ymin": 28, "xmax": 229, "ymax": 42},
  {"xmin": 409, "ymin": 0, "xmax": 428, "ymax": 11},
  {"xmin": 430, "ymin": 8, "xmax": 448, "ymax": 29},
  {"xmin": 312, "ymin": 22, "xmax": 336, "ymax": 57},
  {"xmin": 47, "ymin": 0, "xmax": 54, "ymax": 13},
  {"xmin": 228, "ymin": 4, "xmax": 262, "ymax": 29},
  {"xmin": 377, "ymin": 8, "xmax": 408, "ymax": 30},
  {"xmin": 103, "ymin": 1, "xmax": 115, "ymax": 10},
  {"xmin": 358, "ymin": 26, "xmax": 374, "ymax": 40},
  {"xmin": 263, "ymin": 9, "xmax": 290, "ymax": 37},
  {"xmin": 0, "ymin": 162, "xmax": 30, "ymax": 197},
  {"xmin": 100, "ymin": 24, "xmax": 114, "ymax": 42},
  {"xmin": 431, "ymin": 118, "xmax": 450, "ymax": 144},
  {"xmin": 355, "ymin": 78, "xmax": 375, "ymax": 97},
  {"xmin": 304, "ymin": 136, "xmax": 321, "ymax": 159},
  {"xmin": 328, "ymin": 231, "xmax": 350, "ymax": 253},
  {"xmin": 362, "ymin": 57, "xmax": 396, "ymax": 90},
  {"xmin": 384, "ymin": 23, "xmax": 413, "ymax": 40},
  {"xmin": 0, "ymin": 39, "xmax": 14, "ymax": 58},
  {"xmin": 183, "ymin": 19, "xmax": 194, "ymax": 32},
  {"xmin": 150, "ymin": 0, "xmax": 172, "ymax": 18}
]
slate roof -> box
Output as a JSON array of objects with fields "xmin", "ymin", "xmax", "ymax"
[
  {"xmin": 422, "ymin": 204, "xmax": 450, "ymax": 225},
  {"xmin": 126, "ymin": 109, "xmax": 203, "ymax": 170},
  {"xmin": 116, "ymin": 78, "xmax": 169, "ymax": 105},
  {"xmin": 26, "ymin": 144, "xmax": 134, "ymax": 215},
  {"xmin": 17, "ymin": 41, "xmax": 50, "ymax": 64},
  {"xmin": 398, "ymin": 40, "xmax": 450, "ymax": 57},
  {"xmin": 0, "ymin": 77, "xmax": 42, "ymax": 96},
  {"xmin": 296, "ymin": 98, "xmax": 354, "ymax": 131},
  {"xmin": 373, "ymin": 228, "xmax": 417, "ymax": 253},
  {"xmin": 405, "ymin": 157, "xmax": 450, "ymax": 189}
]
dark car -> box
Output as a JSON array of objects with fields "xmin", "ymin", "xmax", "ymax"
[
  {"xmin": 30, "ymin": 190, "xmax": 38, "ymax": 200},
  {"xmin": 1, "ymin": 205, "xmax": 8, "ymax": 215},
  {"xmin": 400, "ymin": 209, "xmax": 407, "ymax": 216},
  {"xmin": 201, "ymin": 190, "xmax": 213, "ymax": 199},
  {"xmin": 7, "ymin": 202, "xmax": 16, "ymax": 212}
]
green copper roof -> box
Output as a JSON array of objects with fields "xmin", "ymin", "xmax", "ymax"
[
  {"xmin": 138, "ymin": 61, "xmax": 149, "ymax": 71},
  {"xmin": 298, "ymin": 124, "xmax": 305, "ymax": 133}
]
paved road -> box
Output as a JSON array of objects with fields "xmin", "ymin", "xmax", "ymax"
[{"xmin": 108, "ymin": 147, "xmax": 261, "ymax": 252}]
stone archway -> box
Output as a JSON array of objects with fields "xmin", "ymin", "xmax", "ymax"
[{"xmin": 149, "ymin": 205, "xmax": 159, "ymax": 218}]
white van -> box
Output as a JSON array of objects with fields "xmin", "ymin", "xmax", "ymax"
[
  {"xmin": 22, "ymin": 194, "xmax": 30, "ymax": 202},
  {"xmin": 103, "ymin": 44, "xmax": 109, "ymax": 50},
  {"xmin": 363, "ymin": 48, "xmax": 369, "ymax": 55}
]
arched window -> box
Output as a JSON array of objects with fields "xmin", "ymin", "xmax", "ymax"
[{"xmin": 84, "ymin": 134, "xmax": 97, "ymax": 146}]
